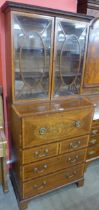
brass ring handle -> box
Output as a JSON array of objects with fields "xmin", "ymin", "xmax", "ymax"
[
  {"xmin": 39, "ymin": 127, "xmax": 47, "ymax": 135},
  {"xmin": 33, "ymin": 164, "xmax": 48, "ymax": 173},
  {"xmin": 68, "ymin": 155, "xmax": 79, "ymax": 163},
  {"xmin": 35, "ymin": 148, "xmax": 49, "ymax": 158},
  {"xmin": 65, "ymin": 170, "xmax": 77, "ymax": 179},
  {"xmin": 74, "ymin": 121, "xmax": 81, "ymax": 128},
  {"xmin": 33, "ymin": 181, "xmax": 47, "ymax": 190},
  {"xmin": 69, "ymin": 141, "xmax": 81, "ymax": 149}
]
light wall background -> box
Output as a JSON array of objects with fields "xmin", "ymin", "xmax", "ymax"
[{"xmin": 0, "ymin": 0, "xmax": 77, "ymax": 10}]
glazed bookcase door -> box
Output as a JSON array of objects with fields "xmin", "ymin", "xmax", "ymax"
[
  {"xmin": 84, "ymin": 18, "xmax": 99, "ymax": 87},
  {"xmin": 53, "ymin": 17, "xmax": 88, "ymax": 97},
  {"xmin": 12, "ymin": 12, "xmax": 54, "ymax": 101}
]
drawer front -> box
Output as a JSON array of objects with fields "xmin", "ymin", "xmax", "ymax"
[
  {"xmin": 22, "ymin": 149, "xmax": 87, "ymax": 181},
  {"xmin": 60, "ymin": 135, "xmax": 89, "ymax": 154},
  {"xmin": 23, "ymin": 164, "xmax": 84, "ymax": 198},
  {"xmin": 22, "ymin": 143, "xmax": 59, "ymax": 164},
  {"xmin": 92, "ymin": 120, "xmax": 99, "ymax": 127},
  {"xmin": 89, "ymin": 135, "xmax": 99, "ymax": 146},
  {"xmin": 87, "ymin": 144, "xmax": 99, "ymax": 160},
  {"xmin": 91, "ymin": 127, "xmax": 99, "ymax": 135},
  {"xmin": 22, "ymin": 109, "xmax": 92, "ymax": 148}
]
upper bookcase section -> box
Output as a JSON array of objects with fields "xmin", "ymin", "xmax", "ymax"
[{"xmin": 2, "ymin": 1, "xmax": 93, "ymax": 103}]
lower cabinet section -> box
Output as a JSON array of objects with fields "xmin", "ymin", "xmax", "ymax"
[
  {"xmin": 22, "ymin": 164, "xmax": 84, "ymax": 199},
  {"xmin": 10, "ymin": 98, "xmax": 94, "ymax": 209}
]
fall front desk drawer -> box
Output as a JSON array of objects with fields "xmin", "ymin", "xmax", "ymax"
[
  {"xmin": 22, "ymin": 149, "xmax": 87, "ymax": 181},
  {"xmin": 23, "ymin": 164, "xmax": 84, "ymax": 199},
  {"xmin": 22, "ymin": 142, "xmax": 59, "ymax": 164},
  {"xmin": 22, "ymin": 109, "xmax": 92, "ymax": 148}
]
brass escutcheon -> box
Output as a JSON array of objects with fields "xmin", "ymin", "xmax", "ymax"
[{"xmin": 39, "ymin": 127, "xmax": 47, "ymax": 135}]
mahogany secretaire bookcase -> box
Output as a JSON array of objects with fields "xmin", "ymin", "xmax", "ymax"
[{"xmin": 2, "ymin": 1, "xmax": 99, "ymax": 209}]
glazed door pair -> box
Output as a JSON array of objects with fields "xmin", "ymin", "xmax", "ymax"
[{"xmin": 12, "ymin": 12, "xmax": 89, "ymax": 101}]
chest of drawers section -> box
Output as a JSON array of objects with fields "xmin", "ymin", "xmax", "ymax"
[{"xmin": 11, "ymin": 100, "xmax": 94, "ymax": 207}]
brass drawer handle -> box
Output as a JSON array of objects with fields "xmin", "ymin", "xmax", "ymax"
[
  {"xmin": 92, "ymin": 129, "xmax": 98, "ymax": 135},
  {"xmin": 33, "ymin": 164, "xmax": 48, "ymax": 173},
  {"xmin": 74, "ymin": 121, "xmax": 81, "ymax": 128},
  {"xmin": 35, "ymin": 148, "xmax": 49, "ymax": 158},
  {"xmin": 88, "ymin": 150, "xmax": 96, "ymax": 156},
  {"xmin": 65, "ymin": 170, "xmax": 77, "ymax": 179},
  {"xmin": 33, "ymin": 181, "xmax": 47, "ymax": 190},
  {"xmin": 69, "ymin": 141, "xmax": 81, "ymax": 149},
  {"xmin": 39, "ymin": 127, "xmax": 47, "ymax": 135},
  {"xmin": 68, "ymin": 155, "xmax": 79, "ymax": 163},
  {"xmin": 90, "ymin": 139, "xmax": 97, "ymax": 145}
]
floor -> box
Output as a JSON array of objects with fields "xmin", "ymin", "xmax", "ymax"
[{"xmin": 0, "ymin": 160, "xmax": 99, "ymax": 210}]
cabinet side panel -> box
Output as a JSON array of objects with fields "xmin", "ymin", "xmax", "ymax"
[
  {"xmin": 11, "ymin": 107, "xmax": 22, "ymax": 189},
  {"xmin": 5, "ymin": 11, "xmax": 13, "ymax": 104}
]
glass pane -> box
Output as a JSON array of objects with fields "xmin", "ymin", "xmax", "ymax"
[
  {"xmin": 13, "ymin": 14, "xmax": 53, "ymax": 100},
  {"xmin": 54, "ymin": 18, "xmax": 88, "ymax": 97}
]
